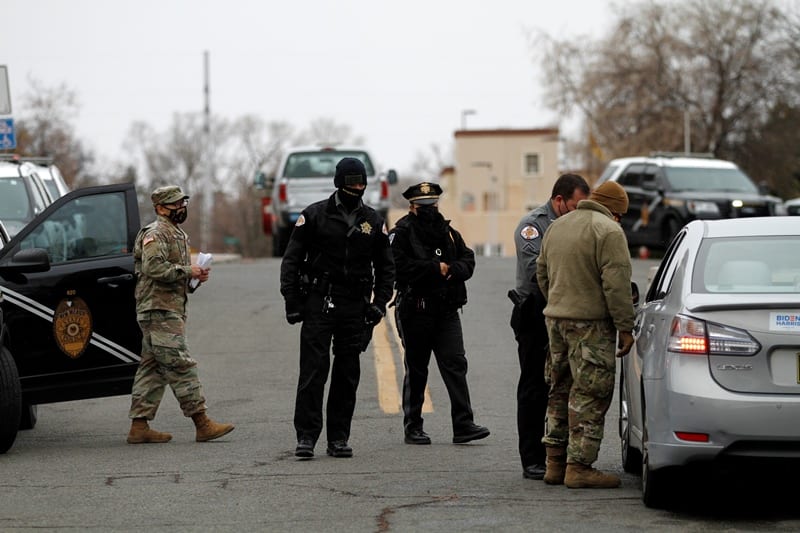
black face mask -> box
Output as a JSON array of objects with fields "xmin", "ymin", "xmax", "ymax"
[
  {"xmin": 338, "ymin": 187, "xmax": 363, "ymax": 211},
  {"xmin": 414, "ymin": 205, "xmax": 441, "ymax": 225},
  {"xmin": 166, "ymin": 206, "xmax": 188, "ymax": 224}
]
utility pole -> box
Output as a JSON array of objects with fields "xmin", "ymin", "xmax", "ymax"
[{"xmin": 201, "ymin": 50, "xmax": 212, "ymax": 251}]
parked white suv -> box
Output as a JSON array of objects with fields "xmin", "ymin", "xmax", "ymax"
[
  {"xmin": 0, "ymin": 155, "xmax": 56, "ymax": 237},
  {"xmin": 256, "ymin": 145, "xmax": 397, "ymax": 256}
]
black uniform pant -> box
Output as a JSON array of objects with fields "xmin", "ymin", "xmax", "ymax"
[
  {"xmin": 510, "ymin": 293, "xmax": 549, "ymax": 468},
  {"xmin": 294, "ymin": 291, "xmax": 364, "ymax": 444},
  {"xmin": 398, "ymin": 307, "xmax": 474, "ymax": 434}
]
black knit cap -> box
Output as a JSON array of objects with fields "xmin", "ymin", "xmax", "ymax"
[{"xmin": 334, "ymin": 157, "xmax": 367, "ymax": 188}]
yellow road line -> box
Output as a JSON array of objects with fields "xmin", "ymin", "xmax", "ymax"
[{"xmin": 374, "ymin": 311, "xmax": 433, "ymax": 415}]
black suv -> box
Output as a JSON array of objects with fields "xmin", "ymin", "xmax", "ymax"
[
  {"xmin": 0, "ymin": 183, "xmax": 142, "ymax": 454},
  {"xmin": 596, "ymin": 154, "xmax": 785, "ymax": 250}
]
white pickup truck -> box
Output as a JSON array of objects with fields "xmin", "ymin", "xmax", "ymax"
[{"xmin": 256, "ymin": 145, "xmax": 397, "ymax": 256}]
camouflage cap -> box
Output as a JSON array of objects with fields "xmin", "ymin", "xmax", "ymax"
[{"xmin": 151, "ymin": 185, "xmax": 189, "ymax": 206}]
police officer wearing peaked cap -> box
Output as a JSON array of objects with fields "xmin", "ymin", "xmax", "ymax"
[
  {"xmin": 280, "ymin": 157, "xmax": 395, "ymax": 459},
  {"xmin": 126, "ymin": 184, "xmax": 235, "ymax": 445},
  {"xmin": 390, "ymin": 182, "xmax": 490, "ymax": 446}
]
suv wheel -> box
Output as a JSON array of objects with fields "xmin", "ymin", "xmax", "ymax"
[{"xmin": 0, "ymin": 346, "xmax": 22, "ymax": 454}]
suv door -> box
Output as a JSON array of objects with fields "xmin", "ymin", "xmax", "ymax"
[{"xmin": 0, "ymin": 183, "xmax": 141, "ymax": 405}]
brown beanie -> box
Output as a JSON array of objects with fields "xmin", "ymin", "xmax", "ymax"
[{"xmin": 590, "ymin": 181, "xmax": 629, "ymax": 214}]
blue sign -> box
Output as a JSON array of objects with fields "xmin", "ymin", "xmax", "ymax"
[{"xmin": 0, "ymin": 118, "xmax": 15, "ymax": 150}]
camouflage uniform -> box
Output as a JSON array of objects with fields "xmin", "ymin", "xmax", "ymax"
[
  {"xmin": 542, "ymin": 318, "xmax": 616, "ymax": 464},
  {"xmin": 128, "ymin": 214, "xmax": 206, "ymax": 420}
]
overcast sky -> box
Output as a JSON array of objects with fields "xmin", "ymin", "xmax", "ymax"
[{"xmin": 3, "ymin": 0, "xmax": 623, "ymax": 173}]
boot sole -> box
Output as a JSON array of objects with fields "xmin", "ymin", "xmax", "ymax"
[
  {"xmin": 127, "ymin": 436, "xmax": 172, "ymax": 444},
  {"xmin": 452, "ymin": 430, "xmax": 490, "ymax": 444},
  {"xmin": 196, "ymin": 425, "xmax": 235, "ymax": 442}
]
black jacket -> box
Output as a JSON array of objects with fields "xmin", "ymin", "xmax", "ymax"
[
  {"xmin": 280, "ymin": 193, "xmax": 395, "ymax": 308},
  {"xmin": 389, "ymin": 213, "xmax": 474, "ymax": 310}
]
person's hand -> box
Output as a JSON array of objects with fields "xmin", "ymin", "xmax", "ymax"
[
  {"xmin": 285, "ymin": 299, "xmax": 304, "ymax": 325},
  {"xmin": 364, "ymin": 303, "xmax": 385, "ymax": 326},
  {"xmin": 190, "ymin": 264, "xmax": 210, "ymax": 282},
  {"xmin": 439, "ymin": 262, "xmax": 449, "ymax": 277},
  {"xmin": 616, "ymin": 331, "xmax": 634, "ymax": 357}
]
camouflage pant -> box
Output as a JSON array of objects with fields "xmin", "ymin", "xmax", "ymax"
[
  {"xmin": 541, "ymin": 318, "xmax": 616, "ymax": 466},
  {"xmin": 128, "ymin": 310, "xmax": 206, "ymax": 419}
]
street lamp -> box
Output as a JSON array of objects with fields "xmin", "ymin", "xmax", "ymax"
[{"xmin": 461, "ymin": 109, "xmax": 476, "ymax": 130}]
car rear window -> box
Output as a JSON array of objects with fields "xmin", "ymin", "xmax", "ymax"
[
  {"xmin": 664, "ymin": 167, "xmax": 758, "ymax": 193},
  {"xmin": 0, "ymin": 178, "xmax": 31, "ymax": 220},
  {"xmin": 283, "ymin": 151, "xmax": 375, "ymax": 178},
  {"xmin": 694, "ymin": 236, "xmax": 800, "ymax": 293}
]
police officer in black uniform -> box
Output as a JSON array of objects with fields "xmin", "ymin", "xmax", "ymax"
[
  {"xmin": 280, "ymin": 157, "xmax": 395, "ymax": 459},
  {"xmin": 510, "ymin": 173, "xmax": 589, "ymax": 479},
  {"xmin": 390, "ymin": 182, "xmax": 490, "ymax": 445}
]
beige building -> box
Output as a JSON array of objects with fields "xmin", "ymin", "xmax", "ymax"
[{"xmin": 437, "ymin": 128, "xmax": 561, "ymax": 257}]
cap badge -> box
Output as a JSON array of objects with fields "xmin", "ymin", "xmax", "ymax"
[{"xmin": 420, "ymin": 183, "xmax": 431, "ymax": 194}]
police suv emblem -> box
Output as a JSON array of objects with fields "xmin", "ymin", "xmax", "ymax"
[
  {"xmin": 360, "ymin": 221, "xmax": 372, "ymax": 234},
  {"xmin": 53, "ymin": 295, "xmax": 93, "ymax": 359},
  {"xmin": 520, "ymin": 225, "xmax": 539, "ymax": 240}
]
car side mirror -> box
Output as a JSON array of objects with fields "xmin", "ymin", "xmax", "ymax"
[
  {"xmin": 386, "ymin": 169, "xmax": 398, "ymax": 185},
  {"xmin": 0, "ymin": 248, "xmax": 51, "ymax": 282},
  {"xmin": 631, "ymin": 281, "xmax": 640, "ymax": 307}
]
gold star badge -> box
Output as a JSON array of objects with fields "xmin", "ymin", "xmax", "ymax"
[{"xmin": 360, "ymin": 221, "xmax": 373, "ymax": 234}]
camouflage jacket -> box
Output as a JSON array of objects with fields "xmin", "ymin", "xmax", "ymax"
[{"xmin": 134, "ymin": 215, "xmax": 193, "ymax": 318}]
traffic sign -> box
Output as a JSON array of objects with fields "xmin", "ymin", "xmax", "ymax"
[{"xmin": 0, "ymin": 118, "xmax": 16, "ymax": 150}]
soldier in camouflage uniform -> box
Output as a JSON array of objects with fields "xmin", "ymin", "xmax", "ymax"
[
  {"xmin": 126, "ymin": 185, "xmax": 234, "ymax": 444},
  {"xmin": 536, "ymin": 181, "xmax": 635, "ymax": 488}
]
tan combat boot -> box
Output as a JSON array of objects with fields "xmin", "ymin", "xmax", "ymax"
[
  {"xmin": 127, "ymin": 418, "xmax": 172, "ymax": 444},
  {"xmin": 543, "ymin": 446, "xmax": 567, "ymax": 485},
  {"xmin": 192, "ymin": 411, "xmax": 235, "ymax": 442},
  {"xmin": 564, "ymin": 463, "xmax": 621, "ymax": 488}
]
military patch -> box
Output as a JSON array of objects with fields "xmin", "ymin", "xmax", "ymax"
[
  {"xmin": 520, "ymin": 225, "xmax": 539, "ymax": 240},
  {"xmin": 53, "ymin": 296, "xmax": 93, "ymax": 359},
  {"xmin": 142, "ymin": 235, "xmax": 155, "ymax": 246},
  {"xmin": 360, "ymin": 221, "xmax": 372, "ymax": 234},
  {"xmin": 295, "ymin": 214, "xmax": 306, "ymax": 227}
]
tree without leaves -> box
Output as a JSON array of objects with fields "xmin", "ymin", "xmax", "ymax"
[{"xmin": 535, "ymin": 0, "xmax": 800, "ymax": 192}]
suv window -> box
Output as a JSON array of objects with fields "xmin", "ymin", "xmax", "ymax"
[
  {"xmin": 284, "ymin": 151, "xmax": 375, "ymax": 178},
  {"xmin": 20, "ymin": 192, "xmax": 128, "ymax": 264},
  {"xmin": 0, "ymin": 178, "xmax": 31, "ymax": 220},
  {"xmin": 618, "ymin": 164, "xmax": 647, "ymax": 187},
  {"xmin": 663, "ymin": 167, "xmax": 757, "ymax": 193}
]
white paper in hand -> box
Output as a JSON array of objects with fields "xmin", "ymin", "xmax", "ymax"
[{"xmin": 190, "ymin": 252, "xmax": 213, "ymax": 289}]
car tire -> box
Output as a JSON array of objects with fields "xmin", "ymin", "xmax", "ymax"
[
  {"xmin": 641, "ymin": 418, "xmax": 675, "ymax": 509},
  {"xmin": 619, "ymin": 373, "xmax": 642, "ymax": 474},
  {"xmin": 273, "ymin": 228, "xmax": 290, "ymax": 257},
  {"xmin": 0, "ymin": 346, "xmax": 22, "ymax": 454},
  {"xmin": 19, "ymin": 403, "xmax": 38, "ymax": 430}
]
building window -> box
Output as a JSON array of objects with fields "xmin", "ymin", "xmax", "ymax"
[
  {"xmin": 461, "ymin": 192, "xmax": 475, "ymax": 211},
  {"xmin": 524, "ymin": 153, "xmax": 540, "ymax": 175}
]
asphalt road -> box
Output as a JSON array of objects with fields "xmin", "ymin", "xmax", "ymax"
[{"xmin": 2, "ymin": 257, "xmax": 799, "ymax": 532}]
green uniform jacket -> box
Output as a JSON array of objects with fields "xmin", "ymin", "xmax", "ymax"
[
  {"xmin": 536, "ymin": 199, "xmax": 634, "ymax": 333},
  {"xmin": 134, "ymin": 215, "xmax": 193, "ymax": 319}
]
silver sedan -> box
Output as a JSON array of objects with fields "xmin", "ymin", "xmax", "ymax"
[{"xmin": 619, "ymin": 216, "xmax": 800, "ymax": 508}]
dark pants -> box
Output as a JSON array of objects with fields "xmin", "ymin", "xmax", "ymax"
[
  {"xmin": 398, "ymin": 307, "xmax": 474, "ymax": 434},
  {"xmin": 510, "ymin": 293, "xmax": 549, "ymax": 468},
  {"xmin": 294, "ymin": 291, "xmax": 365, "ymax": 444}
]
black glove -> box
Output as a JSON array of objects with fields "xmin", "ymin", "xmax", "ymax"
[
  {"xmin": 364, "ymin": 303, "xmax": 385, "ymax": 326},
  {"xmin": 285, "ymin": 299, "xmax": 304, "ymax": 325}
]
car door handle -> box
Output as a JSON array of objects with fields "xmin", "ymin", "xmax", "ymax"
[{"xmin": 97, "ymin": 274, "xmax": 135, "ymax": 287}]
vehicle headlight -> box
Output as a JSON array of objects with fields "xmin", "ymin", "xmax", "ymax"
[{"xmin": 686, "ymin": 201, "xmax": 720, "ymax": 216}]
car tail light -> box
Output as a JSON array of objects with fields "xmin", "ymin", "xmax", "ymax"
[
  {"xmin": 667, "ymin": 315, "xmax": 760, "ymax": 356},
  {"xmin": 675, "ymin": 431, "xmax": 709, "ymax": 442},
  {"xmin": 380, "ymin": 179, "xmax": 389, "ymax": 200},
  {"xmin": 278, "ymin": 181, "xmax": 288, "ymax": 203}
]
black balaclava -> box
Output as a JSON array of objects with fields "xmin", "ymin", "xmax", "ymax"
[
  {"xmin": 334, "ymin": 157, "xmax": 367, "ymax": 211},
  {"xmin": 413, "ymin": 204, "xmax": 448, "ymax": 246}
]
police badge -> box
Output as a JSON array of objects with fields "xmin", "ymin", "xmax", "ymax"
[
  {"xmin": 360, "ymin": 221, "xmax": 372, "ymax": 234},
  {"xmin": 53, "ymin": 295, "xmax": 93, "ymax": 359}
]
